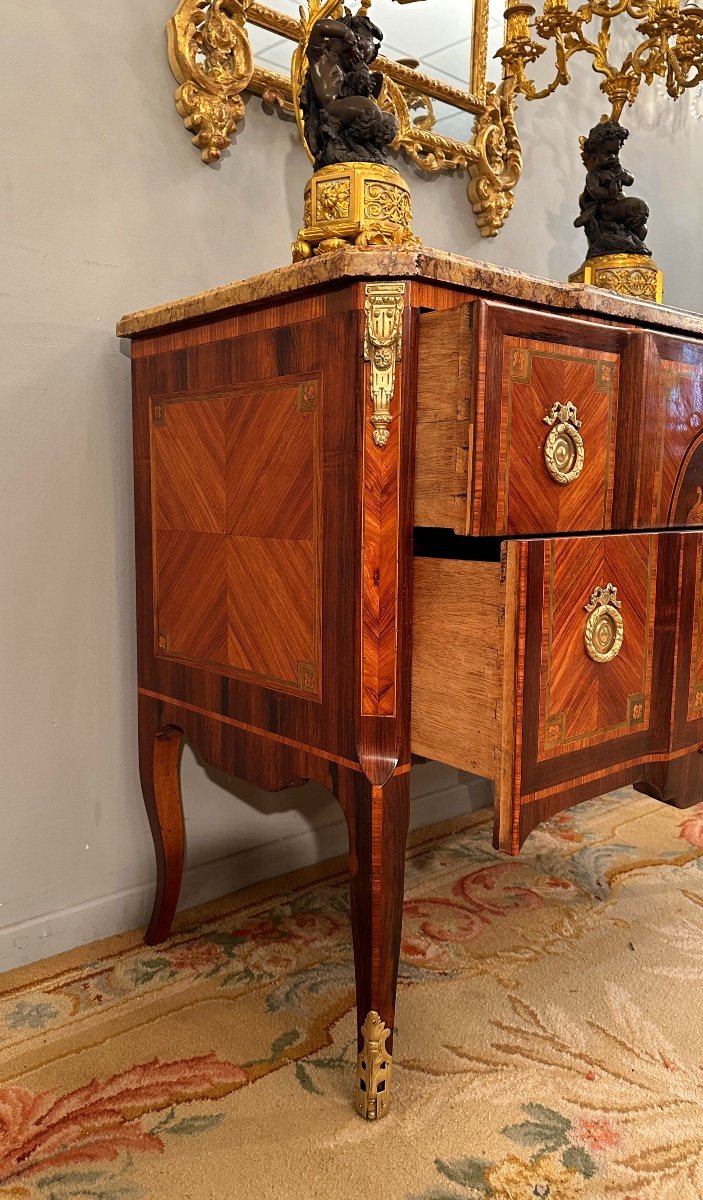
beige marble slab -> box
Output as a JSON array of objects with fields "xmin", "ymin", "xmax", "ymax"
[{"xmin": 116, "ymin": 246, "xmax": 703, "ymax": 338}]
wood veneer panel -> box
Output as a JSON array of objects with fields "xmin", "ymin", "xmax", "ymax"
[
  {"xmin": 671, "ymin": 531, "xmax": 703, "ymax": 751},
  {"xmin": 130, "ymin": 293, "xmax": 330, "ymax": 358},
  {"xmin": 155, "ymin": 530, "xmax": 229, "ymax": 665},
  {"xmin": 227, "ymin": 536, "xmax": 317, "ymax": 691},
  {"xmin": 518, "ymin": 532, "xmax": 677, "ymax": 800},
  {"xmin": 132, "ymin": 309, "xmax": 360, "ymax": 770},
  {"xmin": 150, "ymin": 378, "xmax": 321, "ymax": 698},
  {"xmin": 473, "ymin": 302, "xmax": 629, "ymax": 536},
  {"xmin": 638, "ymin": 334, "xmax": 703, "ymax": 527},
  {"xmin": 410, "ymin": 556, "xmax": 504, "ymax": 777},
  {"xmin": 152, "ymin": 394, "xmax": 227, "ymax": 533},
  {"xmin": 537, "ymin": 535, "xmax": 657, "ymax": 760},
  {"xmin": 414, "ymin": 305, "xmax": 472, "ymax": 532}
]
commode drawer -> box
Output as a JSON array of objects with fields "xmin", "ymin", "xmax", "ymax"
[
  {"xmin": 415, "ymin": 300, "xmax": 640, "ymax": 537},
  {"xmin": 636, "ymin": 334, "xmax": 703, "ymax": 527},
  {"xmin": 411, "ymin": 532, "xmax": 678, "ymax": 853}
]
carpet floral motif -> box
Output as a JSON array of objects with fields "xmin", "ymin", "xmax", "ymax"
[
  {"xmin": 0, "ymin": 1056, "xmax": 244, "ymax": 1198},
  {"xmin": 1, "ymin": 792, "xmax": 702, "ymax": 1199}
]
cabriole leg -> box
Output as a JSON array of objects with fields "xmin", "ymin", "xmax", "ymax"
[{"xmin": 138, "ymin": 694, "xmax": 185, "ymax": 945}]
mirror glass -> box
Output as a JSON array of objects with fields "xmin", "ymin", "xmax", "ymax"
[{"xmin": 247, "ymin": 0, "xmax": 507, "ymax": 146}]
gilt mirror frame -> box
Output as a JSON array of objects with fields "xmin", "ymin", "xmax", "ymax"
[{"xmin": 167, "ymin": 0, "xmax": 522, "ymax": 235}]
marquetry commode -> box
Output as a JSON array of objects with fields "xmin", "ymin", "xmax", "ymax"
[{"xmin": 117, "ymin": 248, "xmax": 703, "ymax": 1120}]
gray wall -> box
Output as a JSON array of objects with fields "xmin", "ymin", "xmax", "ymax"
[{"xmin": 2, "ymin": 1, "xmax": 702, "ymax": 969}]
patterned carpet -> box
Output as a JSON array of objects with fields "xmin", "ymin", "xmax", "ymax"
[{"xmin": 2, "ymin": 790, "xmax": 703, "ymax": 1200}]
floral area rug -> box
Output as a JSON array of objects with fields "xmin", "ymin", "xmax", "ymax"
[{"xmin": 2, "ymin": 789, "xmax": 703, "ymax": 1200}]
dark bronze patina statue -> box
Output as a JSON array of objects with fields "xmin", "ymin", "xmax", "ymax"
[
  {"xmin": 300, "ymin": 7, "xmax": 399, "ymax": 170},
  {"xmin": 575, "ymin": 121, "xmax": 652, "ymax": 259}
]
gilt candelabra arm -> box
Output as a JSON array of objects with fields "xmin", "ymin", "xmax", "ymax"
[
  {"xmin": 662, "ymin": 8, "xmax": 703, "ymax": 96},
  {"xmin": 498, "ymin": 0, "xmax": 703, "ymax": 119}
]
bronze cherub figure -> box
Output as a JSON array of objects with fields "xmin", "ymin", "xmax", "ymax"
[
  {"xmin": 299, "ymin": 7, "xmax": 399, "ymax": 170},
  {"xmin": 575, "ymin": 121, "xmax": 652, "ymax": 260}
]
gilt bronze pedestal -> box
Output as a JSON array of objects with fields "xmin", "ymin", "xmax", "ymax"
[
  {"xmin": 569, "ymin": 253, "xmax": 664, "ymax": 303},
  {"xmin": 292, "ymin": 162, "xmax": 420, "ymax": 261}
]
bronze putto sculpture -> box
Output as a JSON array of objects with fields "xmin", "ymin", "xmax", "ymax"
[
  {"xmin": 575, "ymin": 120, "xmax": 651, "ymax": 260},
  {"xmin": 291, "ymin": 1, "xmax": 419, "ymax": 261},
  {"xmin": 300, "ymin": 8, "xmax": 399, "ymax": 170}
]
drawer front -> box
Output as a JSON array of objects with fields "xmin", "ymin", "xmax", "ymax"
[
  {"xmin": 517, "ymin": 533, "xmax": 674, "ymax": 797},
  {"xmin": 477, "ymin": 304, "xmax": 622, "ymax": 537},
  {"xmin": 415, "ymin": 301, "xmax": 639, "ymax": 537},
  {"xmin": 672, "ymin": 531, "xmax": 703, "ymax": 751},
  {"xmin": 638, "ymin": 335, "xmax": 703, "ymax": 528}
]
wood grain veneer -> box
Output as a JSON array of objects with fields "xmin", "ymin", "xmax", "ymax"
[
  {"xmin": 416, "ymin": 301, "xmax": 640, "ymax": 537},
  {"xmin": 151, "ymin": 378, "xmax": 322, "ymax": 697},
  {"xmin": 121, "ymin": 254, "xmax": 703, "ymax": 1118},
  {"xmin": 410, "ymin": 530, "xmax": 695, "ymax": 854},
  {"xmin": 647, "ymin": 336, "xmax": 703, "ymax": 528},
  {"xmin": 411, "ymin": 556, "xmax": 506, "ymax": 776}
]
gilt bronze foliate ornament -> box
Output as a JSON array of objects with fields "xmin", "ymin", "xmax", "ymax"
[
  {"xmin": 569, "ymin": 120, "xmax": 663, "ymax": 303},
  {"xmin": 291, "ymin": 0, "xmax": 420, "ymax": 260}
]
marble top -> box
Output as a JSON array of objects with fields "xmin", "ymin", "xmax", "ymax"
[{"xmin": 116, "ymin": 247, "xmax": 703, "ymax": 339}]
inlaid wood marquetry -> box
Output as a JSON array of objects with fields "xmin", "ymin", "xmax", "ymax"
[
  {"xmin": 659, "ymin": 361, "xmax": 703, "ymax": 524},
  {"xmin": 537, "ymin": 536, "xmax": 657, "ymax": 759},
  {"xmin": 121, "ymin": 250, "xmax": 703, "ymax": 1121},
  {"xmin": 686, "ymin": 536, "xmax": 703, "ymax": 721},
  {"xmin": 638, "ymin": 337, "xmax": 703, "ymax": 527},
  {"xmin": 497, "ymin": 339, "xmax": 617, "ymax": 535},
  {"xmin": 670, "ymin": 532, "xmax": 703, "ymax": 754},
  {"xmin": 415, "ymin": 300, "xmax": 633, "ymax": 538},
  {"xmin": 669, "ymin": 432, "xmax": 703, "ymax": 528},
  {"xmin": 151, "ymin": 379, "xmax": 322, "ymax": 698}
]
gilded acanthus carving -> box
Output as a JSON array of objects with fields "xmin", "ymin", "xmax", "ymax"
[
  {"xmin": 316, "ymin": 180, "xmax": 351, "ymax": 221},
  {"xmin": 468, "ymin": 80, "xmax": 523, "ymax": 238},
  {"xmin": 364, "ymin": 180, "xmax": 412, "ymax": 227},
  {"xmin": 168, "ymin": 0, "xmax": 254, "ymax": 163},
  {"xmin": 354, "ymin": 1011, "xmax": 392, "ymax": 1120}
]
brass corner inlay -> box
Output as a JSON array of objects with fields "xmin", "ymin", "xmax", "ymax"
[
  {"xmin": 509, "ymin": 347, "xmax": 532, "ymax": 383},
  {"xmin": 584, "ymin": 583, "xmax": 624, "ymax": 664},
  {"xmin": 595, "ymin": 361, "xmax": 615, "ymax": 393},
  {"xmin": 544, "ymin": 711, "xmax": 565, "ymax": 748},
  {"xmin": 296, "ymin": 380, "xmax": 318, "ymax": 413},
  {"xmin": 354, "ymin": 1011, "xmax": 392, "ymax": 1120},
  {"xmin": 628, "ymin": 693, "xmax": 645, "ymax": 724},
  {"xmin": 152, "ymin": 401, "xmax": 166, "ymax": 426},
  {"xmin": 157, "ymin": 630, "xmax": 170, "ymax": 653},
  {"xmin": 297, "ymin": 661, "xmax": 318, "ymax": 693},
  {"xmin": 363, "ymin": 283, "xmax": 405, "ymax": 449},
  {"xmin": 543, "ymin": 401, "xmax": 585, "ymax": 485}
]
